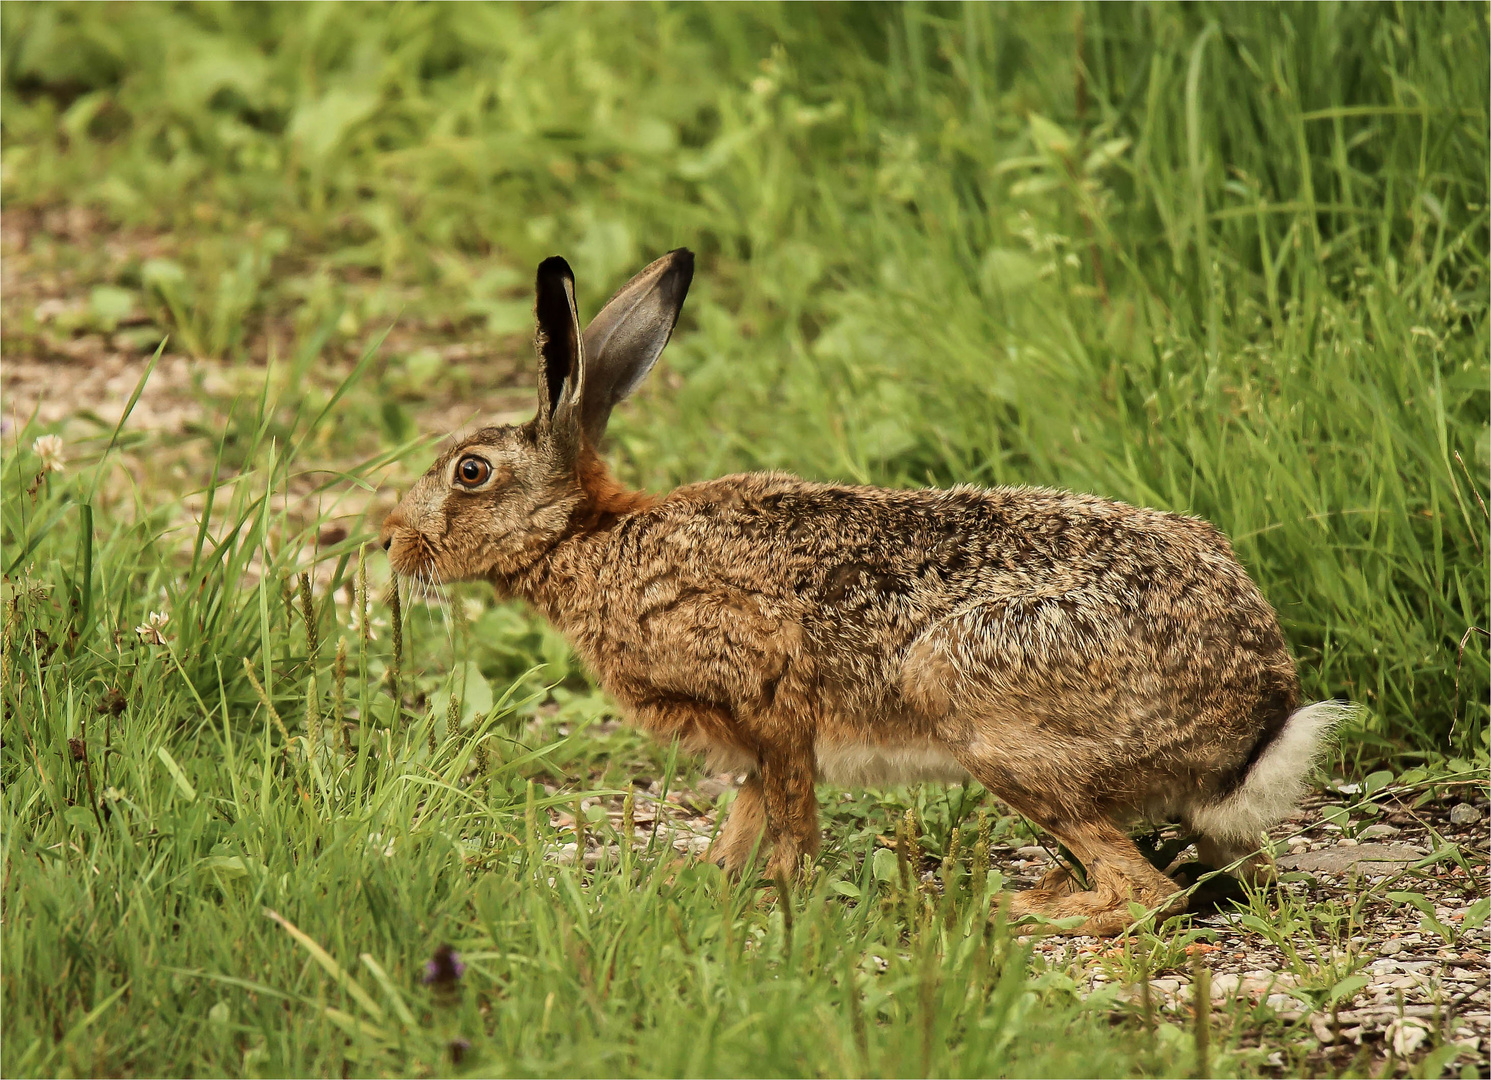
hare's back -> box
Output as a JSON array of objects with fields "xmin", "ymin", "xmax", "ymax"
[
  {"xmin": 665, "ymin": 473, "xmax": 1264, "ymax": 618},
  {"xmin": 655, "ymin": 474, "xmax": 1292, "ymax": 707}
]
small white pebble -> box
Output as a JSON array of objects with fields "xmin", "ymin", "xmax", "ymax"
[
  {"xmin": 1388, "ymin": 1017, "xmax": 1431, "ymax": 1057},
  {"xmin": 1209, "ymin": 973, "xmax": 1239, "ymax": 998},
  {"xmin": 1449, "ymin": 803, "xmax": 1483, "ymax": 825}
]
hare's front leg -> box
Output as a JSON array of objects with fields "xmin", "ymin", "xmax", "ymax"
[
  {"xmin": 708, "ymin": 753, "xmax": 819, "ymax": 878},
  {"xmin": 623, "ymin": 695, "xmax": 770, "ymax": 873},
  {"xmin": 759, "ymin": 743, "xmax": 820, "ymax": 880},
  {"xmin": 710, "ymin": 774, "xmax": 767, "ymax": 874}
]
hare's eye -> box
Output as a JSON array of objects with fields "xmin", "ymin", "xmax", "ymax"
[{"xmin": 454, "ymin": 456, "xmax": 492, "ymax": 488}]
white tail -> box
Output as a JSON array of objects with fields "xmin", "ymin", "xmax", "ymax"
[{"xmin": 1189, "ymin": 701, "xmax": 1357, "ymax": 843}]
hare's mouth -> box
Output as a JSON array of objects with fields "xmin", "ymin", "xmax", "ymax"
[
  {"xmin": 386, "ymin": 535, "xmax": 455, "ymax": 608},
  {"xmin": 385, "ymin": 528, "xmax": 439, "ymax": 580}
]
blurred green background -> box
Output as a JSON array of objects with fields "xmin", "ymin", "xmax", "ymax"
[{"xmin": 3, "ymin": 2, "xmax": 1487, "ymax": 759}]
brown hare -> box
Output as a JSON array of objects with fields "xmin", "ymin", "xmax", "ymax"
[{"xmin": 381, "ymin": 250, "xmax": 1347, "ymax": 935}]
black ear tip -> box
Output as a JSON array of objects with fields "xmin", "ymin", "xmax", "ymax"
[
  {"xmin": 536, "ymin": 255, "xmax": 574, "ymax": 286},
  {"xmin": 665, "ymin": 248, "xmax": 695, "ymax": 294}
]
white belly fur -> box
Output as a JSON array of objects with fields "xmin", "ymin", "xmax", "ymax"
[{"xmin": 814, "ymin": 736, "xmax": 971, "ymax": 788}]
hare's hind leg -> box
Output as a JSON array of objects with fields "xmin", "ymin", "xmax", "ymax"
[
  {"xmin": 1034, "ymin": 863, "xmax": 1084, "ymax": 896},
  {"xmin": 900, "ymin": 612, "xmax": 1180, "ymax": 935},
  {"xmin": 1001, "ymin": 819, "xmax": 1184, "ymax": 936}
]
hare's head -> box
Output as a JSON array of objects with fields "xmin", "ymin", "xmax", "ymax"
[{"xmin": 380, "ymin": 249, "xmax": 693, "ymax": 586}]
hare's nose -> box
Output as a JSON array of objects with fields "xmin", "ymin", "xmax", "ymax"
[{"xmin": 378, "ymin": 511, "xmax": 403, "ymax": 552}]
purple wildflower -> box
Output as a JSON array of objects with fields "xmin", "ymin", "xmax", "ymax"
[{"xmin": 423, "ymin": 943, "xmax": 465, "ymax": 987}]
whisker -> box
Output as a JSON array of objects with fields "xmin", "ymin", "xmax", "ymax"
[
  {"xmin": 433, "ymin": 569, "xmax": 455, "ymax": 643},
  {"xmin": 430, "ymin": 565, "xmax": 456, "ymax": 655},
  {"xmin": 415, "ymin": 562, "xmax": 456, "ymax": 656}
]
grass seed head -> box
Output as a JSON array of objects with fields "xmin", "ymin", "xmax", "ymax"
[
  {"xmin": 356, "ymin": 544, "xmax": 369, "ymax": 646},
  {"xmin": 333, "ymin": 638, "xmax": 346, "ymax": 723},
  {"xmin": 387, "ymin": 579, "xmax": 403, "ymax": 724},
  {"xmin": 244, "ymin": 656, "xmax": 293, "ymax": 746},
  {"xmin": 445, "ymin": 685, "xmax": 460, "ymax": 738},
  {"xmin": 298, "ymin": 571, "xmax": 316, "ymax": 659}
]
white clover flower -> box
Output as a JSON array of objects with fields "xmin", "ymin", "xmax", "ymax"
[
  {"xmin": 32, "ymin": 434, "xmax": 65, "ymax": 474},
  {"xmin": 366, "ymin": 832, "xmax": 396, "ymax": 858},
  {"xmin": 348, "ymin": 604, "xmax": 378, "ymax": 641},
  {"xmin": 134, "ymin": 610, "xmax": 170, "ymax": 645}
]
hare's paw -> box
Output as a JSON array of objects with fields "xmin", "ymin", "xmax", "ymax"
[
  {"xmin": 707, "ymin": 775, "xmax": 767, "ymax": 876},
  {"xmin": 992, "ymin": 820, "xmax": 1186, "ymax": 937},
  {"xmin": 1003, "ymin": 881, "xmax": 1183, "ymax": 937},
  {"xmin": 1004, "ymin": 887, "xmax": 1065, "ymax": 922}
]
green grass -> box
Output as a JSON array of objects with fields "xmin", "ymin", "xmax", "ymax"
[{"xmin": 2, "ymin": 2, "xmax": 1488, "ymax": 1076}]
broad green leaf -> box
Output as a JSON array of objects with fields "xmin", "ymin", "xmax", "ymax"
[{"xmin": 871, "ymin": 847, "xmax": 899, "ymax": 883}]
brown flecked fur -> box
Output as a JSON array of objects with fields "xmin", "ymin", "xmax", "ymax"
[{"xmin": 382, "ymin": 250, "xmax": 1327, "ymax": 936}]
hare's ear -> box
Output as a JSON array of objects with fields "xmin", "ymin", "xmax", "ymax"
[
  {"xmin": 533, "ymin": 255, "xmax": 585, "ymax": 456},
  {"xmin": 580, "ymin": 248, "xmax": 693, "ymax": 444}
]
